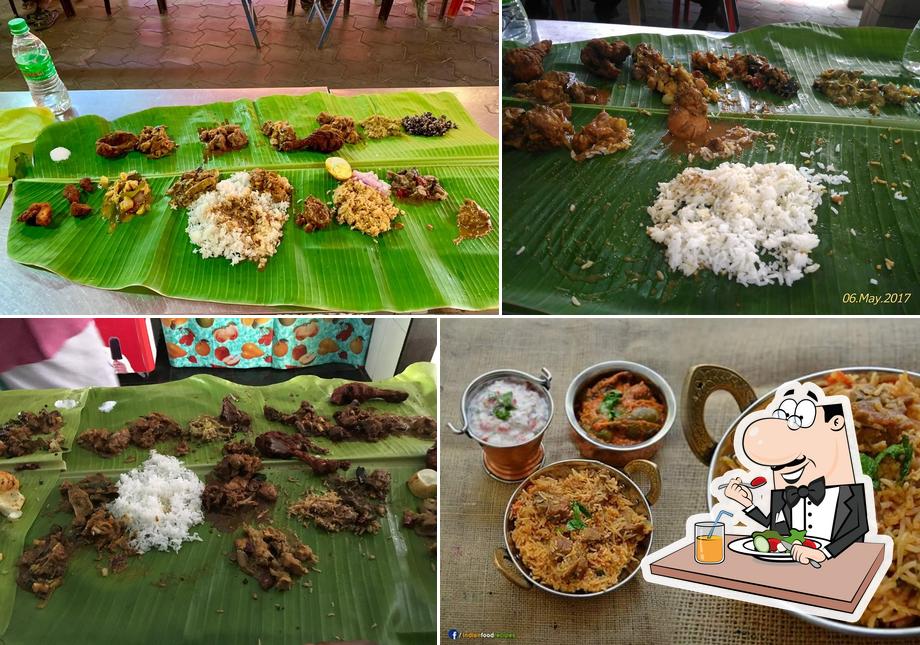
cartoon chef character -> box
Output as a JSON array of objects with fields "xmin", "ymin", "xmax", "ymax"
[{"xmin": 720, "ymin": 381, "xmax": 870, "ymax": 567}]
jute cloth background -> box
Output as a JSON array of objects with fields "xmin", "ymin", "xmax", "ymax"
[{"xmin": 440, "ymin": 318, "xmax": 918, "ymax": 645}]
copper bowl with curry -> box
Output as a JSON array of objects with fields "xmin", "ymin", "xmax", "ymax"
[
  {"xmin": 565, "ymin": 361, "xmax": 676, "ymax": 467},
  {"xmin": 682, "ymin": 364, "xmax": 920, "ymax": 638},
  {"xmin": 493, "ymin": 458, "xmax": 660, "ymax": 598}
]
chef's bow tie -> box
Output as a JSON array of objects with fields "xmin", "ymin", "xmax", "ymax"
[{"xmin": 783, "ymin": 476, "xmax": 826, "ymax": 507}]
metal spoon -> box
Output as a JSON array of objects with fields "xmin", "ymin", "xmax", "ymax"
[{"xmin": 717, "ymin": 475, "xmax": 768, "ymax": 491}]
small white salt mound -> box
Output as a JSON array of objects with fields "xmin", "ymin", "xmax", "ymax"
[
  {"xmin": 109, "ymin": 451, "xmax": 205, "ymax": 554},
  {"xmin": 98, "ymin": 400, "xmax": 117, "ymax": 413},
  {"xmin": 646, "ymin": 162, "xmax": 848, "ymax": 287},
  {"xmin": 49, "ymin": 147, "xmax": 71, "ymax": 162},
  {"xmin": 54, "ymin": 399, "xmax": 78, "ymax": 410}
]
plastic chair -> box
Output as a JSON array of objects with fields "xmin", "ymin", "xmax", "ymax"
[
  {"xmin": 672, "ymin": 0, "xmax": 739, "ymax": 32},
  {"xmin": 241, "ymin": 0, "xmax": 260, "ymax": 47}
]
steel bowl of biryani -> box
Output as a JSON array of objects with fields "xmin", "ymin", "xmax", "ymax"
[
  {"xmin": 682, "ymin": 365, "xmax": 920, "ymax": 637},
  {"xmin": 565, "ymin": 361, "xmax": 676, "ymax": 467},
  {"xmin": 493, "ymin": 458, "xmax": 660, "ymax": 597},
  {"xmin": 448, "ymin": 368, "xmax": 554, "ymax": 482}
]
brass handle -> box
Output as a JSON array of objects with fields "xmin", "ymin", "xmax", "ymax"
[
  {"xmin": 623, "ymin": 459, "xmax": 661, "ymax": 505},
  {"xmin": 682, "ymin": 364, "xmax": 757, "ymax": 465},
  {"xmin": 493, "ymin": 547, "xmax": 532, "ymax": 590}
]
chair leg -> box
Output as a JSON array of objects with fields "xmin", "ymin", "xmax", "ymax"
[
  {"xmin": 723, "ymin": 0, "xmax": 737, "ymax": 32},
  {"xmin": 287, "ymin": 0, "xmax": 295, "ymax": 14},
  {"xmin": 8, "ymin": 0, "xmax": 19, "ymax": 16},
  {"xmin": 59, "ymin": 0, "xmax": 75, "ymax": 17},
  {"xmin": 156, "ymin": 0, "xmax": 167, "ymax": 14},
  {"xmin": 343, "ymin": 0, "xmax": 349, "ymax": 15},
  {"xmin": 671, "ymin": 0, "xmax": 679, "ymax": 28},
  {"xmin": 317, "ymin": 0, "xmax": 342, "ymax": 48},
  {"xmin": 683, "ymin": 0, "xmax": 690, "ymax": 24},
  {"xmin": 104, "ymin": 0, "xmax": 111, "ymax": 14},
  {"xmin": 241, "ymin": 0, "xmax": 261, "ymax": 48},
  {"xmin": 378, "ymin": 0, "xmax": 393, "ymax": 21},
  {"xmin": 438, "ymin": 0, "xmax": 448, "ymax": 19}
]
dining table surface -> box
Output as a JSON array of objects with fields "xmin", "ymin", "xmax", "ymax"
[
  {"xmin": 529, "ymin": 19, "xmax": 725, "ymax": 43},
  {"xmin": 0, "ymin": 85, "xmax": 498, "ymax": 314},
  {"xmin": 440, "ymin": 317, "xmax": 918, "ymax": 645}
]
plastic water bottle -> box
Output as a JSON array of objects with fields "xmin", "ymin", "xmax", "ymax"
[
  {"xmin": 904, "ymin": 18, "xmax": 920, "ymax": 76},
  {"xmin": 502, "ymin": 0, "xmax": 533, "ymax": 45},
  {"xmin": 8, "ymin": 17, "xmax": 71, "ymax": 115}
]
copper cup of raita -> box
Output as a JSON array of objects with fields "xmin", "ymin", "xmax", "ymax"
[{"xmin": 449, "ymin": 368, "xmax": 554, "ymax": 482}]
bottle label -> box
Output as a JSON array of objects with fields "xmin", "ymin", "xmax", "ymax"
[{"xmin": 15, "ymin": 51, "xmax": 57, "ymax": 83}]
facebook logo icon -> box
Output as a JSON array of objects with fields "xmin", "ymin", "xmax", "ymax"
[{"xmin": 447, "ymin": 629, "xmax": 460, "ymax": 640}]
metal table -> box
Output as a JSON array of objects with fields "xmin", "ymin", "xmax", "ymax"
[{"xmin": 0, "ymin": 86, "xmax": 498, "ymax": 314}]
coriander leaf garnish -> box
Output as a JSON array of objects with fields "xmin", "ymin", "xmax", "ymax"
[
  {"xmin": 491, "ymin": 391, "xmax": 516, "ymax": 421},
  {"xmin": 599, "ymin": 390, "xmax": 622, "ymax": 420}
]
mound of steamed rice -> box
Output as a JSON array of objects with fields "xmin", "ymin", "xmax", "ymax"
[
  {"xmin": 646, "ymin": 162, "xmax": 849, "ymax": 286},
  {"xmin": 186, "ymin": 171, "xmax": 290, "ymax": 269},
  {"xmin": 509, "ymin": 466, "xmax": 651, "ymax": 593},
  {"xmin": 109, "ymin": 450, "xmax": 205, "ymax": 554}
]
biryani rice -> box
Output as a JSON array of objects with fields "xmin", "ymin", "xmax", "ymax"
[{"xmin": 510, "ymin": 466, "xmax": 651, "ymax": 593}]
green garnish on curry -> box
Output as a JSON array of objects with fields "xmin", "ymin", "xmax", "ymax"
[
  {"xmin": 492, "ymin": 391, "xmax": 516, "ymax": 421},
  {"xmin": 860, "ymin": 435, "xmax": 913, "ymax": 490},
  {"xmin": 598, "ymin": 390, "xmax": 622, "ymax": 420}
]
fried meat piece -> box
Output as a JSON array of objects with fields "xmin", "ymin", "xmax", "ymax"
[
  {"xmin": 580, "ymin": 39, "xmax": 630, "ymax": 80},
  {"xmin": 95, "ymin": 131, "xmax": 138, "ymax": 159},
  {"xmin": 232, "ymin": 525, "xmax": 317, "ymax": 590},
  {"xmin": 76, "ymin": 428, "xmax": 131, "ymax": 457},
  {"xmin": 331, "ymin": 402, "xmax": 436, "ymax": 442},
  {"xmin": 503, "ymin": 40, "xmax": 553, "ymax": 82},
  {"xmin": 17, "ymin": 202, "xmax": 53, "ymax": 227},
  {"xmin": 296, "ymin": 196, "xmax": 333, "ymax": 232},
  {"xmin": 571, "ymin": 111, "xmax": 633, "ymax": 162},
  {"xmin": 264, "ymin": 401, "xmax": 336, "ymax": 437},
  {"xmin": 329, "ymin": 382, "xmax": 409, "ymax": 405},
  {"xmin": 502, "ymin": 105, "xmax": 573, "ymax": 152}
]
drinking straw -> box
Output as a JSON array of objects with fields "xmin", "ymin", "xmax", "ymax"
[{"xmin": 707, "ymin": 510, "xmax": 734, "ymax": 538}]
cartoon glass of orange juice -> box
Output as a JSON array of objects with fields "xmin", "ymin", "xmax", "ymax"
[{"xmin": 694, "ymin": 522, "xmax": 725, "ymax": 564}]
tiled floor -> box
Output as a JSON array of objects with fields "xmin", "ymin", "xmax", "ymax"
[
  {"xmin": 530, "ymin": 0, "xmax": 862, "ymax": 29},
  {"xmin": 0, "ymin": 0, "xmax": 498, "ymax": 90}
]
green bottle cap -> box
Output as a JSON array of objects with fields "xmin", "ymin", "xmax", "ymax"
[{"xmin": 8, "ymin": 18, "xmax": 29, "ymax": 35}]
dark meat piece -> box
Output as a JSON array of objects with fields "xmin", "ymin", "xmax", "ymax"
[
  {"xmin": 261, "ymin": 120, "xmax": 309, "ymax": 152},
  {"xmin": 202, "ymin": 454, "xmax": 278, "ymax": 514},
  {"xmin": 316, "ymin": 112, "xmax": 361, "ymax": 144},
  {"xmin": 249, "ymin": 168, "xmax": 293, "ymax": 204},
  {"xmin": 17, "ymin": 202, "xmax": 53, "ymax": 227},
  {"xmin": 136, "ymin": 125, "xmax": 177, "ymax": 159},
  {"xmin": 220, "ymin": 396, "xmax": 252, "ymax": 433},
  {"xmin": 65, "ymin": 484, "xmax": 94, "ymax": 526},
  {"xmin": 561, "ymin": 556, "xmax": 589, "ymax": 581},
  {"xmin": 570, "ymin": 111, "xmax": 633, "ymax": 162},
  {"xmin": 127, "ymin": 412, "xmax": 182, "ymax": 448},
  {"xmin": 288, "ymin": 467, "xmax": 390, "ymax": 535},
  {"xmin": 79, "ymin": 177, "xmax": 95, "ymax": 193},
  {"xmin": 503, "ymin": 40, "xmax": 553, "ymax": 83},
  {"xmin": 403, "ymin": 497, "xmax": 437, "ymax": 538},
  {"xmin": 198, "ymin": 122, "xmax": 249, "ymax": 159},
  {"xmin": 331, "ymin": 402, "xmax": 436, "ymax": 442},
  {"xmin": 502, "ymin": 105, "xmax": 573, "ymax": 152},
  {"xmin": 224, "ymin": 440, "xmax": 259, "ymax": 456},
  {"xmin": 303, "ymin": 126, "xmax": 345, "ymax": 153},
  {"xmin": 425, "ymin": 443, "xmax": 437, "ymax": 470},
  {"xmin": 232, "ymin": 525, "xmax": 317, "ymax": 591},
  {"xmin": 579, "ymin": 526, "xmax": 605, "ymax": 543},
  {"xmin": 580, "ymin": 39, "xmax": 631, "ymax": 80},
  {"xmin": 0, "ymin": 409, "xmax": 64, "ymax": 457},
  {"xmin": 76, "ymin": 427, "xmax": 131, "ymax": 457},
  {"xmin": 95, "ymin": 131, "xmax": 139, "ymax": 159},
  {"xmin": 552, "ymin": 535, "xmax": 573, "ymax": 557},
  {"xmin": 70, "ymin": 202, "xmax": 92, "ymax": 218},
  {"xmin": 296, "ymin": 196, "xmax": 333, "ymax": 233},
  {"xmin": 60, "ymin": 474, "xmax": 119, "ymax": 509},
  {"xmin": 16, "ymin": 526, "xmax": 73, "ymax": 600},
  {"xmin": 62, "ymin": 184, "xmax": 81, "ymax": 203},
  {"xmin": 329, "ymin": 382, "xmax": 409, "ymax": 405},
  {"xmin": 264, "ymin": 401, "xmax": 336, "ymax": 437},
  {"xmin": 545, "ymin": 501, "xmax": 572, "ymax": 523},
  {"xmin": 254, "ymin": 431, "xmax": 346, "ymax": 476},
  {"xmin": 14, "ymin": 462, "xmax": 41, "ymax": 471},
  {"xmin": 214, "ymin": 453, "xmax": 263, "ymax": 481},
  {"xmin": 80, "ymin": 508, "xmax": 134, "ymax": 560}
]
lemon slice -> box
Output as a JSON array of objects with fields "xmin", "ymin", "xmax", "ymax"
[{"xmin": 325, "ymin": 157, "xmax": 352, "ymax": 181}]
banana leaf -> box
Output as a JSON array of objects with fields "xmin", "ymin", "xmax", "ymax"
[
  {"xmin": 0, "ymin": 363, "xmax": 436, "ymax": 644},
  {"xmin": 0, "ymin": 107, "xmax": 55, "ymax": 208},
  {"xmin": 8, "ymin": 92, "xmax": 498, "ymax": 312},
  {"xmin": 502, "ymin": 23, "xmax": 920, "ymax": 314}
]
